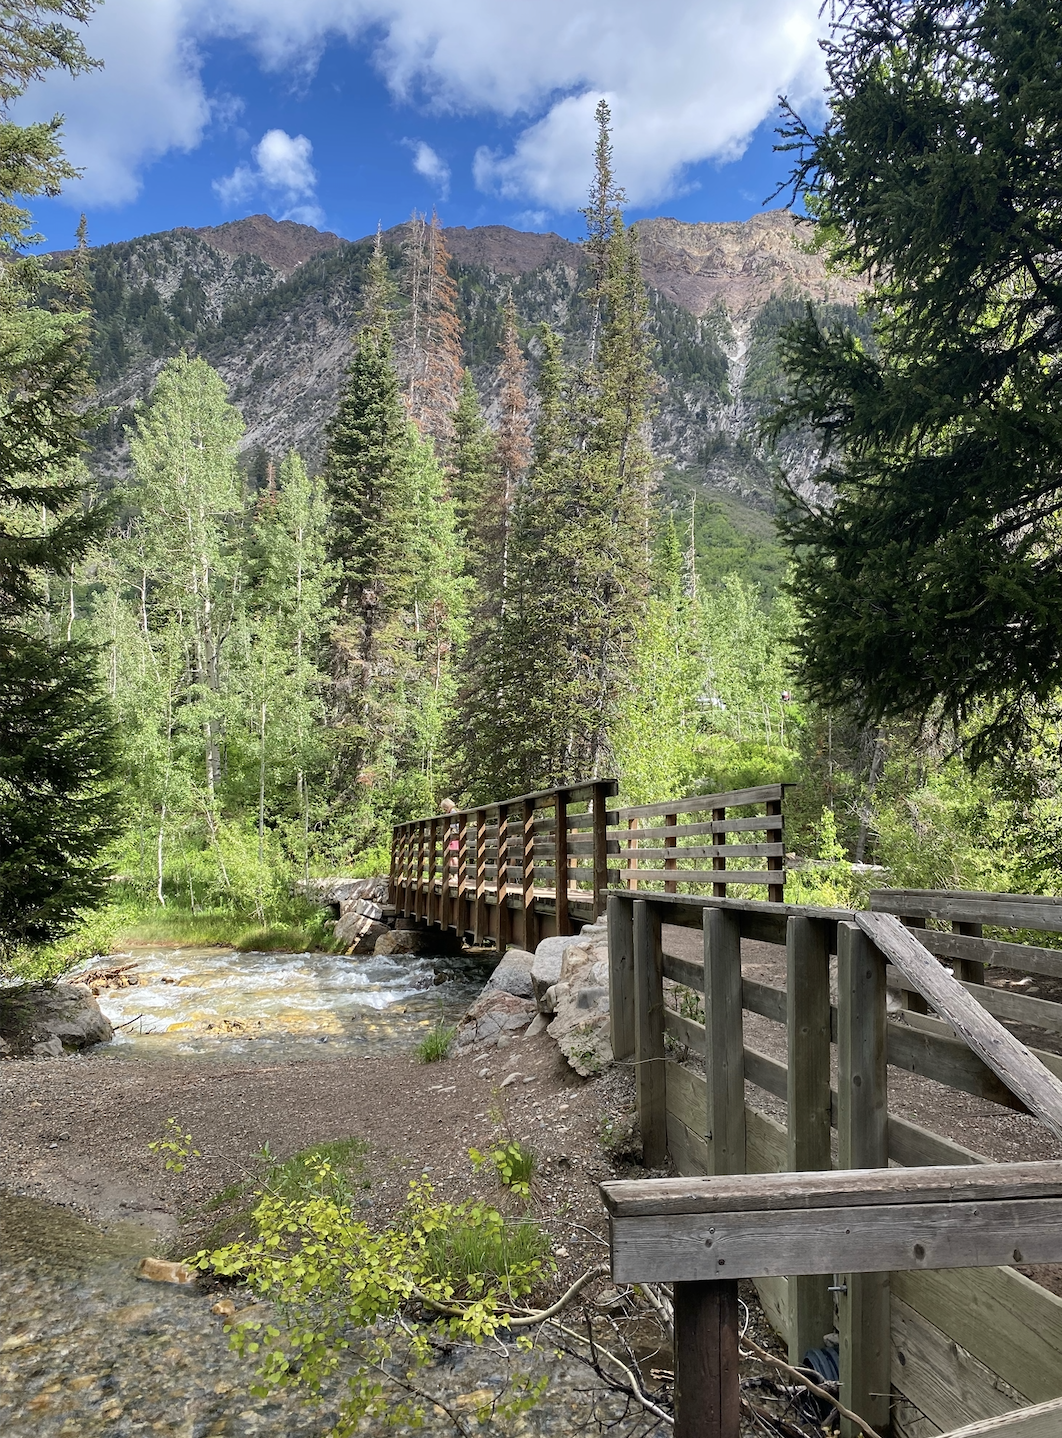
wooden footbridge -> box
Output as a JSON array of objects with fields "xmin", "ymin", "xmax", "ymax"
[
  {"xmin": 389, "ymin": 782, "xmax": 1062, "ymax": 1438},
  {"xmin": 389, "ymin": 778, "xmax": 788, "ymax": 949}
]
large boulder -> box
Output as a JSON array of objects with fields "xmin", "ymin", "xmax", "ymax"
[
  {"xmin": 483, "ymin": 947, "xmax": 535, "ymax": 1000},
  {"xmin": 374, "ymin": 928, "xmax": 437, "ymax": 957},
  {"xmin": 531, "ymin": 918, "xmax": 607, "ymax": 1012},
  {"xmin": 334, "ymin": 910, "xmax": 389, "ymax": 954},
  {"xmin": 455, "ymin": 989, "xmax": 536, "ymax": 1050},
  {"xmin": 0, "ymin": 982, "xmax": 113, "ymax": 1058},
  {"xmin": 541, "ymin": 916, "xmax": 614, "ymax": 1076}
]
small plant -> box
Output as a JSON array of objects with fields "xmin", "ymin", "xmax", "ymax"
[
  {"xmin": 678, "ymin": 987, "xmax": 704, "ymax": 1023},
  {"xmin": 192, "ymin": 1168, "xmax": 555, "ymax": 1431},
  {"xmin": 149, "ymin": 1117, "xmax": 200, "ymax": 1174},
  {"xmin": 415, "ymin": 1018, "xmax": 457, "ymax": 1063},
  {"xmin": 469, "ymin": 1139, "xmax": 538, "ymax": 1198}
]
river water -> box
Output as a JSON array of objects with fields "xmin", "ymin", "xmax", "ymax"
[{"xmin": 92, "ymin": 944, "xmax": 489, "ymax": 1062}]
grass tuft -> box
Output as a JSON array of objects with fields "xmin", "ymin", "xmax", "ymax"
[
  {"xmin": 415, "ymin": 1019, "xmax": 457, "ymax": 1063},
  {"xmin": 420, "ymin": 1214, "xmax": 551, "ymax": 1297}
]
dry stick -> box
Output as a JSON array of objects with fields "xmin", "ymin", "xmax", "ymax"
[
  {"xmin": 739, "ymin": 1332, "xmax": 883, "ymax": 1438},
  {"xmin": 416, "ymin": 1264, "xmax": 610, "ymax": 1327},
  {"xmin": 544, "ymin": 1316, "xmax": 675, "ymax": 1426}
]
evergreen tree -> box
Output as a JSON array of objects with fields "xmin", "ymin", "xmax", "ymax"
[
  {"xmin": 128, "ymin": 354, "xmax": 245, "ymax": 803},
  {"xmin": 769, "ymin": 0, "xmax": 1062, "ymax": 762},
  {"xmin": 449, "ymin": 370, "xmax": 496, "ymax": 545},
  {"xmin": 324, "ymin": 237, "xmax": 465, "ymax": 839},
  {"xmin": 402, "ymin": 211, "xmax": 463, "ymax": 450},
  {"xmin": 0, "ymin": 2, "xmax": 122, "ymax": 962}
]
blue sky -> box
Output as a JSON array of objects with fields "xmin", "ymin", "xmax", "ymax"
[{"xmin": 17, "ymin": 1, "xmax": 827, "ymax": 253}]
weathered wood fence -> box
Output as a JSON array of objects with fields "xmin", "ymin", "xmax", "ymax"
[
  {"xmin": 607, "ymin": 888, "xmax": 1062, "ymax": 1438},
  {"xmin": 389, "ymin": 781, "xmax": 791, "ymax": 946}
]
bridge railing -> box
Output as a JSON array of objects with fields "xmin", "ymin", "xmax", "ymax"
[
  {"xmin": 389, "ymin": 780, "xmax": 793, "ymax": 947},
  {"xmin": 607, "ymin": 887, "xmax": 1062, "ymax": 1437}
]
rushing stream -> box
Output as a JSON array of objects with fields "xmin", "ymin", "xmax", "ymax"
[{"xmin": 92, "ymin": 944, "xmax": 489, "ymax": 1061}]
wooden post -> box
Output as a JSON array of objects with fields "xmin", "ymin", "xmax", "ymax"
[
  {"xmin": 955, "ymin": 919, "xmax": 986, "ymax": 985},
  {"xmin": 673, "ymin": 1279, "xmax": 741, "ymax": 1438},
  {"xmin": 388, "ymin": 824, "xmax": 399, "ymax": 908},
  {"xmin": 704, "ymin": 907, "xmax": 745, "ymax": 1176},
  {"xmin": 634, "ymin": 899, "xmax": 666, "ymax": 1167},
  {"xmin": 664, "ymin": 812, "xmax": 678, "ymax": 893},
  {"xmin": 554, "ymin": 789, "xmax": 570, "ymax": 935},
  {"xmin": 414, "ymin": 822, "xmax": 425, "ymax": 922},
  {"xmin": 426, "ymin": 817, "xmax": 439, "ymax": 927},
  {"xmin": 712, "ymin": 806, "xmax": 727, "ymax": 897},
  {"xmin": 786, "ymin": 915, "xmax": 834, "ymax": 1364},
  {"xmin": 592, "ymin": 782, "xmax": 610, "ymax": 919},
  {"xmin": 837, "ymin": 921, "xmax": 891, "ymax": 1438},
  {"xmin": 457, "ymin": 812, "xmax": 468, "ymax": 935},
  {"xmin": 474, "ymin": 810, "xmax": 487, "ymax": 945},
  {"xmin": 522, "ymin": 799, "xmax": 538, "ymax": 951},
  {"xmin": 767, "ymin": 795, "xmax": 784, "ymax": 904},
  {"xmin": 496, "ymin": 804, "xmax": 511, "ymax": 952},
  {"xmin": 607, "ymin": 893, "xmax": 636, "ymax": 1062}
]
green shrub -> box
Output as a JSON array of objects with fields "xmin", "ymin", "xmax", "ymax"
[
  {"xmin": 469, "ymin": 1139, "xmax": 539, "ymax": 1198},
  {"xmin": 414, "ymin": 1019, "xmax": 457, "ymax": 1063}
]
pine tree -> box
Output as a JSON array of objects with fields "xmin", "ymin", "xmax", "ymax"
[
  {"xmin": 324, "ymin": 237, "xmax": 465, "ymax": 838},
  {"xmin": 450, "ymin": 369, "xmax": 496, "ymax": 545},
  {"xmin": 491, "ymin": 296, "xmax": 531, "ymax": 608},
  {"xmin": 0, "ymin": 2, "xmax": 122, "ymax": 962},
  {"xmin": 402, "ymin": 212, "xmax": 464, "ymax": 450}
]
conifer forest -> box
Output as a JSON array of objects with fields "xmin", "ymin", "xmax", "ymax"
[{"xmin": 9, "ymin": 0, "xmax": 1062, "ymax": 972}]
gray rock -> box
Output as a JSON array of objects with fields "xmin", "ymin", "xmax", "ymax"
[
  {"xmin": 484, "ymin": 947, "xmax": 535, "ymax": 1000},
  {"xmin": 455, "ymin": 990, "xmax": 536, "ymax": 1050},
  {"xmin": 32, "ymin": 1035, "xmax": 65, "ymax": 1059},
  {"xmin": 333, "ymin": 909, "xmax": 388, "ymax": 953},
  {"xmin": 531, "ymin": 934, "xmax": 584, "ymax": 1012},
  {"xmin": 373, "ymin": 928, "xmax": 437, "ymax": 957},
  {"xmin": 0, "ymin": 981, "xmax": 113, "ymax": 1057},
  {"xmin": 350, "ymin": 897, "xmax": 384, "ymax": 922}
]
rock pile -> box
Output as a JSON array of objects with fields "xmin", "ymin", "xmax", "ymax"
[
  {"xmin": 302, "ymin": 876, "xmax": 392, "ymax": 954},
  {"xmin": 455, "ymin": 917, "xmax": 614, "ymax": 1077},
  {"xmin": 0, "ymin": 983, "xmax": 114, "ymax": 1059}
]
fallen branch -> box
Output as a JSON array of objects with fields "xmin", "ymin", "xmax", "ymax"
[
  {"xmin": 545, "ymin": 1316, "xmax": 674, "ymax": 1427},
  {"xmin": 740, "ymin": 1332, "xmax": 882, "ymax": 1438},
  {"xmin": 416, "ymin": 1264, "xmax": 610, "ymax": 1329}
]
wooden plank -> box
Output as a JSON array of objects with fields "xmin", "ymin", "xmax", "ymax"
[
  {"xmin": 592, "ymin": 781, "xmax": 610, "ymax": 917},
  {"xmin": 886, "ymin": 1018, "xmax": 1030, "ymax": 1111},
  {"xmin": 521, "ymin": 799, "xmax": 537, "ymax": 951},
  {"xmin": 473, "ymin": 812, "xmax": 487, "ymax": 943},
  {"xmin": 608, "ymin": 893, "xmax": 635, "ymax": 1063},
  {"xmin": 892, "ymin": 1295, "xmax": 1029, "ymax": 1434},
  {"xmin": 937, "ymin": 1398, "xmax": 1062, "ymax": 1438},
  {"xmin": 602, "ymin": 1161, "xmax": 1062, "ymax": 1217},
  {"xmin": 496, "ymin": 805, "xmax": 511, "ymax": 951},
  {"xmin": 672, "ymin": 1280, "xmax": 741, "ymax": 1438},
  {"xmin": 767, "ymin": 795, "xmax": 785, "ymax": 905},
  {"xmin": 608, "ymin": 817, "xmax": 785, "ymax": 841},
  {"xmin": 858, "ymin": 912, "xmax": 1062, "ymax": 1141},
  {"xmin": 837, "ymin": 920, "xmax": 890, "ymax": 1437},
  {"xmin": 887, "ymin": 963, "xmax": 1062, "ymax": 1035},
  {"xmin": 787, "ymin": 914, "xmax": 834, "ymax": 1363},
  {"xmin": 611, "ymin": 843, "xmax": 786, "ymax": 861},
  {"xmin": 665, "ymin": 1007, "xmax": 706, "ymax": 1053},
  {"xmin": 912, "ymin": 928, "xmax": 1062, "ymax": 983},
  {"xmin": 889, "ymin": 1007, "xmax": 1062, "ymax": 1084},
  {"xmin": 664, "ymin": 811, "xmax": 678, "ymax": 894},
  {"xmin": 667, "ymin": 1099, "xmax": 710, "ymax": 1175},
  {"xmin": 870, "ymin": 890, "xmax": 1062, "ymax": 934},
  {"xmin": 608, "ymin": 1195, "xmax": 1062, "ymax": 1282},
  {"xmin": 614, "ymin": 784, "xmax": 785, "ymax": 821},
  {"xmin": 615, "ymin": 868, "xmax": 786, "ymax": 886},
  {"xmin": 888, "ymin": 1114, "xmax": 989, "ymax": 1168},
  {"xmin": 554, "ymin": 789, "xmax": 569, "ymax": 934},
  {"xmin": 635, "ymin": 900, "xmax": 666, "ymax": 1167},
  {"xmin": 893, "ymin": 1265, "xmax": 1062, "ymax": 1406},
  {"xmin": 704, "ymin": 907, "xmax": 745, "ymax": 1176}
]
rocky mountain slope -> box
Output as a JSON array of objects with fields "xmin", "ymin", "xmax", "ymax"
[{"xmin": 76, "ymin": 210, "xmax": 865, "ymax": 586}]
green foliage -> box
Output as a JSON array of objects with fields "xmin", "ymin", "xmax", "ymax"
[
  {"xmin": 0, "ymin": 5, "xmax": 123, "ymax": 969},
  {"xmin": 415, "ymin": 1018, "xmax": 457, "ymax": 1063},
  {"xmin": 193, "ymin": 1161, "xmax": 554, "ymax": 1432},
  {"xmin": 149, "ymin": 1117, "xmax": 200, "ymax": 1175},
  {"xmin": 772, "ymin": 0, "xmax": 1062, "ymax": 762},
  {"xmin": 469, "ymin": 1140, "xmax": 538, "ymax": 1199}
]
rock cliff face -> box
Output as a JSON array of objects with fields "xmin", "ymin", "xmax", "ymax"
[{"xmin": 77, "ymin": 211, "xmax": 863, "ymax": 542}]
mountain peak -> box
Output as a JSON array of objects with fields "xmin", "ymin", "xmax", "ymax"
[{"xmin": 189, "ymin": 214, "xmax": 348, "ymax": 275}]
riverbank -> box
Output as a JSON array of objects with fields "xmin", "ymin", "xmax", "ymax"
[{"xmin": 0, "ymin": 1030, "xmax": 642, "ymax": 1297}]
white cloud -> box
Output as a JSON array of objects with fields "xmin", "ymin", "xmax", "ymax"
[
  {"xmin": 404, "ymin": 139, "xmax": 450, "ymax": 197},
  {"xmin": 17, "ymin": 0, "xmax": 827, "ymax": 212},
  {"xmin": 214, "ymin": 129, "xmax": 321, "ymax": 221}
]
